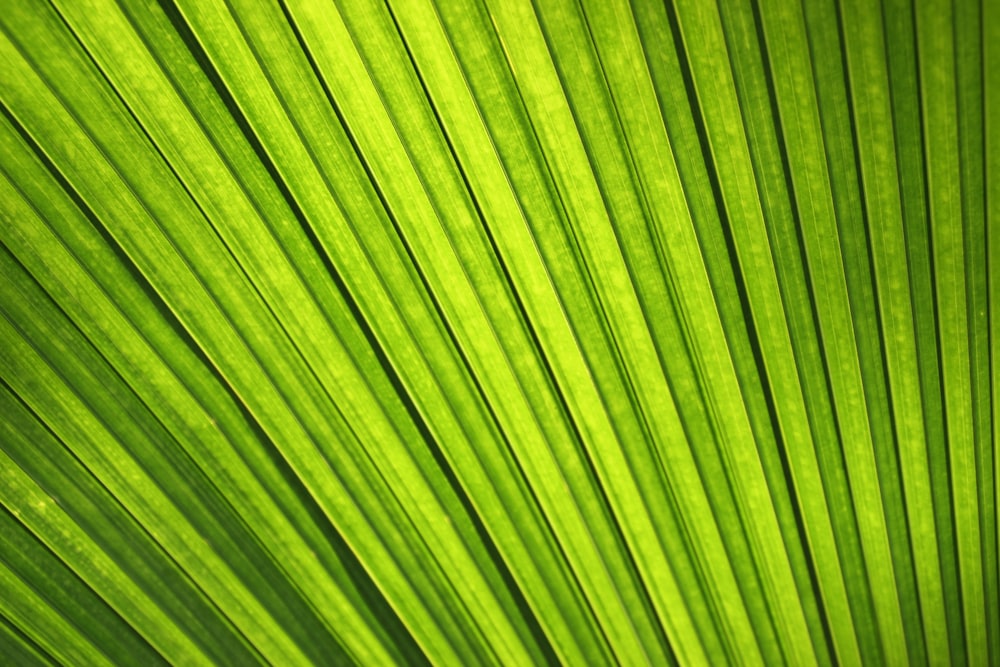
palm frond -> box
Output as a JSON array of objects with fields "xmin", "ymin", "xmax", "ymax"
[{"xmin": 0, "ymin": 0, "xmax": 996, "ymax": 665}]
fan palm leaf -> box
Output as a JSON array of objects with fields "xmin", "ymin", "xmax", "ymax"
[{"xmin": 0, "ymin": 0, "xmax": 996, "ymax": 664}]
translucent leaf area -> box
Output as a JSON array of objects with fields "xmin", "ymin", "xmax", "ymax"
[{"xmin": 0, "ymin": 0, "xmax": 996, "ymax": 665}]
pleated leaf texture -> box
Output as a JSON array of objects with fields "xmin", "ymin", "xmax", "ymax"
[{"xmin": 0, "ymin": 0, "xmax": 996, "ymax": 665}]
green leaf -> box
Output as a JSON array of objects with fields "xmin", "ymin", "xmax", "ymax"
[{"xmin": 1, "ymin": 0, "xmax": 994, "ymax": 665}]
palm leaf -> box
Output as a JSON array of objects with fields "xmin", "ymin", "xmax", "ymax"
[{"xmin": 0, "ymin": 0, "xmax": 995, "ymax": 664}]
